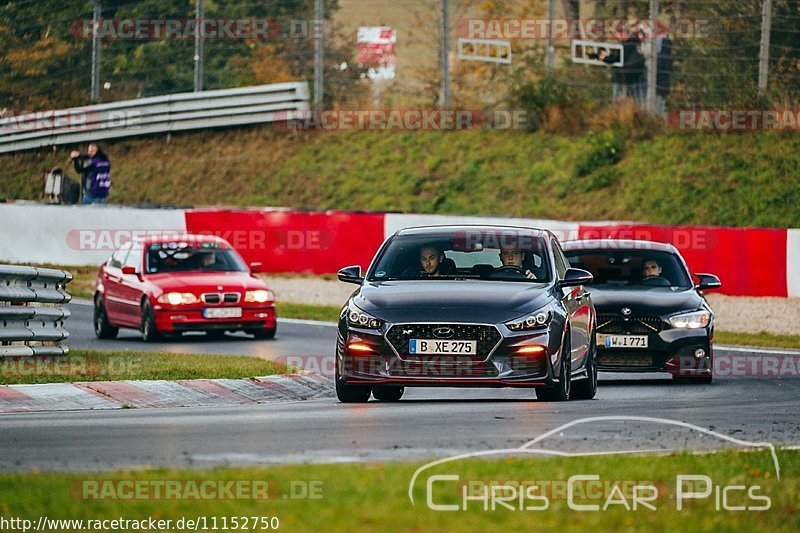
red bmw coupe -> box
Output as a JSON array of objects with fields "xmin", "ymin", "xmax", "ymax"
[{"xmin": 93, "ymin": 234, "xmax": 277, "ymax": 341}]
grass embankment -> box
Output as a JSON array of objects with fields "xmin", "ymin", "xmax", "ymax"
[
  {"xmin": 0, "ymin": 349, "xmax": 286, "ymax": 385},
  {"xmin": 715, "ymin": 331, "xmax": 800, "ymax": 351},
  {"xmin": 2, "ymin": 127, "xmax": 800, "ymax": 227},
  {"xmin": 0, "ymin": 449, "xmax": 797, "ymax": 531}
]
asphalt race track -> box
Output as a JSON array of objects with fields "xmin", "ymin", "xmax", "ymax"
[{"xmin": 0, "ymin": 302, "xmax": 798, "ymax": 472}]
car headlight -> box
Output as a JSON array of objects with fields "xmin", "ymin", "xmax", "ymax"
[
  {"xmin": 245, "ymin": 289, "xmax": 274, "ymax": 303},
  {"xmin": 668, "ymin": 310, "xmax": 710, "ymax": 328},
  {"xmin": 506, "ymin": 310, "xmax": 552, "ymax": 331},
  {"xmin": 344, "ymin": 301, "xmax": 383, "ymax": 329},
  {"xmin": 157, "ymin": 292, "xmax": 198, "ymax": 305}
]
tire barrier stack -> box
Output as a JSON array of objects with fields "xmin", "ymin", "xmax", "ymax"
[{"xmin": 0, "ymin": 265, "xmax": 72, "ymax": 357}]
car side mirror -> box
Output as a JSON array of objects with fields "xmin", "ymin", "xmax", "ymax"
[
  {"xmin": 249, "ymin": 262, "xmax": 263, "ymax": 273},
  {"xmin": 338, "ymin": 265, "xmax": 364, "ymax": 285},
  {"xmin": 695, "ymin": 273, "xmax": 721, "ymax": 291},
  {"xmin": 121, "ymin": 266, "xmax": 137, "ymax": 276},
  {"xmin": 558, "ymin": 267, "xmax": 593, "ymax": 288}
]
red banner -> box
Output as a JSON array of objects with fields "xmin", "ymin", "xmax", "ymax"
[
  {"xmin": 578, "ymin": 224, "xmax": 788, "ymax": 297},
  {"xmin": 184, "ymin": 209, "xmax": 385, "ymax": 274}
]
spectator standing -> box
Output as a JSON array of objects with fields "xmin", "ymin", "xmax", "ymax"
[{"xmin": 70, "ymin": 143, "xmax": 111, "ymax": 204}]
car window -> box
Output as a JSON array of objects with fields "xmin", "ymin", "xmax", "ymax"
[
  {"xmin": 368, "ymin": 230, "xmax": 551, "ymax": 282},
  {"xmin": 551, "ymin": 239, "xmax": 568, "ymax": 279},
  {"xmin": 124, "ymin": 247, "xmax": 143, "ymax": 272},
  {"xmin": 145, "ymin": 243, "xmax": 248, "ymax": 273},
  {"xmin": 108, "ymin": 242, "xmax": 131, "ymax": 269},
  {"xmin": 564, "ymin": 249, "xmax": 693, "ymax": 288}
]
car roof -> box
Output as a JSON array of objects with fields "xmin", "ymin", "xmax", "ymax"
[
  {"xmin": 562, "ymin": 239, "xmax": 678, "ymax": 253},
  {"xmin": 133, "ymin": 233, "xmax": 231, "ymax": 248},
  {"xmin": 395, "ymin": 224, "xmax": 549, "ymax": 239}
]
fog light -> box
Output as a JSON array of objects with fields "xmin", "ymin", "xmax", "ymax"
[
  {"xmin": 694, "ymin": 348, "xmax": 706, "ymax": 359},
  {"xmin": 254, "ymin": 312, "xmax": 270, "ymax": 318},
  {"xmin": 347, "ymin": 342, "xmax": 374, "ymax": 356},
  {"xmin": 516, "ymin": 345, "xmax": 546, "ymax": 357},
  {"xmin": 170, "ymin": 315, "xmax": 187, "ymax": 321}
]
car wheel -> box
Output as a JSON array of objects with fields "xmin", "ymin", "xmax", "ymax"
[
  {"xmin": 537, "ymin": 331, "xmax": 572, "ymax": 402},
  {"xmin": 572, "ymin": 333, "xmax": 597, "ymax": 400},
  {"xmin": 372, "ymin": 385, "xmax": 404, "ymax": 402},
  {"xmin": 252, "ymin": 328, "xmax": 276, "ymax": 340},
  {"xmin": 93, "ymin": 296, "xmax": 118, "ymax": 339},
  {"xmin": 335, "ymin": 365, "xmax": 371, "ymax": 403},
  {"xmin": 141, "ymin": 299, "xmax": 162, "ymax": 342}
]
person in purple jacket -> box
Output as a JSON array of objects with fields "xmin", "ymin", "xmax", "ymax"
[{"xmin": 70, "ymin": 143, "xmax": 111, "ymax": 204}]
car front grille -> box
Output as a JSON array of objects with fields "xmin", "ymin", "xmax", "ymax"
[
  {"xmin": 385, "ymin": 323, "xmax": 502, "ymax": 358},
  {"xmin": 596, "ymin": 315, "xmax": 664, "ymax": 334},
  {"xmin": 201, "ymin": 292, "xmax": 241, "ymax": 305}
]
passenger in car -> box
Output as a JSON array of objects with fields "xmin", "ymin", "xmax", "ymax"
[
  {"xmin": 498, "ymin": 248, "xmax": 537, "ymax": 280},
  {"xmin": 402, "ymin": 245, "xmax": 454, "ymax": 278}
]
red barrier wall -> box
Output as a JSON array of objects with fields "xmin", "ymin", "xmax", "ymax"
[
  {"xmin": 578, "ymin": 224, "xmax": 788, "ymax": 297},
  {"xmin": 184, "ymin": 209, "xmax": 385, "ymax": 274}
]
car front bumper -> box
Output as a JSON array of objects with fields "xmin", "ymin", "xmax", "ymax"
[
  {"xmin": 596, "ymin": 326, "xmax": 712, "ymax": 376},
  {"xmin": 153, "ymin": 304, "xmax": 277, "ymax": 333},
  {"xmin": 336, "ymin": 322, "xmax": 565, "ymax": 387}
]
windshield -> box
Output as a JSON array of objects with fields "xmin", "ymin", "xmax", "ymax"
[
  {"xmin": 145, "ymin": 242, "xmax": 248, "ymax": 273},
  {"xmin": 564, "ymin": 249, "xmax": 692, "ymax": 288},
  {"xmin": 368, "ymin": 230, "xmax": 551, "ymax": 282}
]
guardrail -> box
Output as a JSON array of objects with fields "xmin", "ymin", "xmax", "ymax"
[
  {"xmin": 0, "ymin": 265, "xmax": 72, "ymax": 356},
  {"xmin": 0, "ymin": 82, "xmax": 310, "ymax": 154}
]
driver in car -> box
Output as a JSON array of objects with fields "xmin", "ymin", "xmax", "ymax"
[
  {"xmin": 419, "ymin": 245, "xmax": 446, "ymax": 277},
  {"xmin": 498, "ymin": 248, "xmax": 536, "ymax": 280},
  {"xmin": 642, "ymin": 259, "xmax": 663, "ymax": 279},
  {"xmin": 401, "ymin": 244, "xmax": 448, "ymax": 278}
]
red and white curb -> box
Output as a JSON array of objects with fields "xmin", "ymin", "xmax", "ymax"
[{"xmin": 0, "ymin": 371, "xmax": 333, "ymax": 413}]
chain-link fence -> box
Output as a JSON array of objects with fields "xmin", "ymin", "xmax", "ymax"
[{"xmin": 1, "ymin": 1, "xmax": 799, "ymax": 121}]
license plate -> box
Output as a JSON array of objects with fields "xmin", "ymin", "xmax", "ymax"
[
  {"xmin": 203, "ymin": 307, "xmax": 242, "ymax": 319},
  {"xmin": 598, "ymin": 334, "xmax": 648, "ymax": 348},
  {"xmin": 409, "ymin": 339, "xmax": 477, "ymax": 355}
]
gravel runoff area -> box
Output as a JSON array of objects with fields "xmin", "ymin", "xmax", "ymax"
[{"xmin": 260, "ymin": 275, "xmax": 800, "ymax": 336}]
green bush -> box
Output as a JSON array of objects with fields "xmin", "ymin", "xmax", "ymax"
[
  {"xmin": 573, "ymin": 130, "xmax": 625, "ymax": 178},
  {"xmin": 511, "ymin": 77, "xmax": 576, "ymax": 131}
]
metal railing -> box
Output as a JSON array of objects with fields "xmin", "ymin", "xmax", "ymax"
[
  {"xmin": 0, "ymin": 265, "xmax": 73, "ymax": 357},
  {"xmin": 0, "ymin": 82, "xmax": 310, "ymax": 154}
]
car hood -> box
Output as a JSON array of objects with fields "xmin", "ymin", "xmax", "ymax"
[
  {"xmin": 589, "ymin": 285, "xmax": 703, "ymax": 315},
  {"xmin": 353, "ymin": 281, "xmax": 554, "ymax": 323},
  {"xmin": 144, "ymin": 272, "xmax": 267, "ymax": 293}
]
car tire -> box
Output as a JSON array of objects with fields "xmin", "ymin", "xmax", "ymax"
[
  {"xmin": 572, "ymin": 333, "xmax": 597, "ymax": 400},
  {"xmin": 252, "ymin": 328, "xmax": 276, "ymax": 340},
  {"xmin": 141, "ymin": 299, "xmax": 162, "ymax": 342},
  {"xmin": 335, "ymin": 366, "xmax": 371, "ymax": 403},
  {"xmin": 537, "ymin": 331, "xmax": 572, "ymax": 402},
  {"xmin": 93, "ymin": 296, "xmax": 118, "ymax": 339},
  {"xmin": 372, "ymin": 385, "xmax": 404, "ymax": 402}
]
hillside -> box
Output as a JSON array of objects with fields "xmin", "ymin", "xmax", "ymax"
[{"xmin": 2, "ymin": 126, "xmax": 799, "ymax": 228}]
